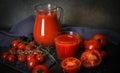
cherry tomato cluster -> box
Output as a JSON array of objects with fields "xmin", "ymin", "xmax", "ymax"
[
  {"xmin": 61, "ymin": 34, "xmax": 108, "ymax": 73},
  {"xmin": 1, "ymin": 38, "xmax": 50, "ymax": 73}
]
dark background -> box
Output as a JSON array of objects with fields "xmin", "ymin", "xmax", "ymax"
[
  {"xmin": 0, "ymin": 0, "xmax": 119, "ymax": 33},
  {"xmin": 0, "ymin": 0, "xmax": 120, "ymax": 73}
]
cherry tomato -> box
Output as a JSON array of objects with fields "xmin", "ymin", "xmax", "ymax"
[
  {"xmin": 7, "ymin": 54, "xmax": 16, "ymax": 63},
  {"xmin": 32, "ymin": 51, "xmax": 40, "ymax": 56},
  {"xmin": 1, "ymin": 52, "xmax": 9, "ymax": 60},
  {"xmin": 85, "ymin": 39, "xmax": 101, "ymax": 52},
  {"xmin": 32, "ymin": 65, "xmax": 50, "ymax": 73},
  {"xmin": 24, "ymin": 45, "xmax": 35, "ymax": 51},
  {"xmin": 27, "ymin": 58, "xmax": 38, "ymax": 69},
  {"xmin": 23, "ymin": 49, "xmax": 28, "ymax": 55},
  {"xmin": 8, "ymin": 48, "xmax": 16, "ymax": 55},
  {"xmin": 8, "ymin": 49, "xmax": 13, "ymax": 54},
  {"xmin": 80, "ymin": 50, "xmax": 102, "ymax": 69},
  {"xmin": 29, "ymin": 41, "xmax": 36, "ymax": 48},
  {"xmin": 18, "ymin": 54, "xmax": 26, "ymax": 62},
  {"xmin": 61, "ymin": 57, "xmax": 82, "ymax": 73},
  {"xmin": 17, "ymin": 43, "xmax": 26, "ymax": 51},
  {"xmin": 27, "ymin": 54, "xmax": 35, "ymax": 61},
  {"xmin": 92, "ymin": 34, "xmax": 106, "ymax": 47},
  {"xmin": 36, "ymin": 55, "xmax": 44, "ymax": 63},
  {"xmin": 16, "ymin": 49, "xmax": 21, "ymax": 55},
  {"xmin": 11, "ymin": 40, "xmax": 19, "ymax": 49}
]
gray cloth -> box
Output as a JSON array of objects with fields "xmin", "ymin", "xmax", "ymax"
[{"xmin": 0, "ymin": 15, "xmax": 35, "ymax": 47}]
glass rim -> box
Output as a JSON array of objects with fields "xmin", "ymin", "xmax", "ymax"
[
  {"xmin": 55, "ymin": 31, "xmax": 80, "ymax": 44},
  {"xmin": 34, "ymin": 3, "xmax": 58, "ymax": 12}
]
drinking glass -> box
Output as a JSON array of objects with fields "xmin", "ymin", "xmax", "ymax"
[{"xmin": 55, "ymin": 31, "xmax": 82, "ymax": 60}]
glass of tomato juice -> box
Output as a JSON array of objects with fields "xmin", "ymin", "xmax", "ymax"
[{"xmin": 55, "ymin": 31, "xmax": 82, "ymax": 60}]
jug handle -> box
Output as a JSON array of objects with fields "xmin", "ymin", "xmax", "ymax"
[{"xmin": 57, "ymin": 7, "xmax": 64, "ymax": 25}]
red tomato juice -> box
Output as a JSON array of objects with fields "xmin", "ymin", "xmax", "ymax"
[
  {"xmin": 55, "ymin": 34, "xmax": 80, "ymax": 60},
  {"xmin": 33, "ymin": 11, "xmax": 60, "ymax": 47}
]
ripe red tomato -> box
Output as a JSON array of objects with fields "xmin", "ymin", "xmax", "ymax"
[
  {"xmin": 8, "ymin": 48, "xmax": 13, "ymax": 54},
  {"xmin": 27, "ymin": 58, "xmax": 38, "ymax": 69},
  {"xmin": 1, "ymin": 52, "xmax": 9, "ymax": 60},
  {"xmin": 92, "ymin": 34, "xmax": 106, "ymax": 47},
  {"xmin": 17, "ymin": 43, "xmax": 26, "ymax": 50},
  {"xmin": 32, "ymin": 65, "xmax": 50, "ymax": 73},
  {"xmin": 24, "ymin": 45, "xmax": 35, "ymax": 51},
  {"xmin": 8, "ymin": 48, "xmax": 16, "ymax": 55},
  {"xmin": 7, "ymin": 54, "xmax": 16, "ymax": 63},
  {"xmin": 11, "ymin": 40, "xmax": 19, "ymax": 49},
  {"xmin": 16, "ymin": 49, "xmax": 21, "ymax": 55},
  {"xmin": 61, "ymin": 57, "xmax": 82, "ymax": 73},
  {"xmin": 29, "ymin": 41, "xmax": 36, "ymax": 48},
  {"xmin": 36, "ymin": 55, "xmax": 44, "ymax": 63},
  {"xmin": 27, "ymin": 54, "xmax": 35, "ymax": 61},
  {"xmin": 32, "ymin": 51, "xmax": 40, "ymax": 56},
  {"xmin": 18, "ymin": 54, "xmax": 26, "ymax": 62},
  {"xmin": 85, "ymin": 39, "xmax": 101, "ymax": 52},
  {"xmin": 80, "ymin": 50, "xmax": 102, "ymax": 69}
]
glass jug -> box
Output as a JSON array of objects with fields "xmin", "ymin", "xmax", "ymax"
[{"xmin": 33, "ymin": 3, "xmax": 63, "ymax": 48}]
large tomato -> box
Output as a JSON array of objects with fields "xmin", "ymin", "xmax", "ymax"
[
  {"xmin": 84, "ymin": 39, "xmax": 101, "ymax": 52},
  {"xmin": 92, "ymin": 34, "xmax": 106, "ymax": 47},
  {"xmin": 32, "ymin": 65, "xmax": 50, "ymax": 73},
  {"xmin": 80, "ymin": 50, "xmax": 102, "ymax": 69},
  {"xmin": 61, "ymin": 57, "xmax": 82, "ymax": 73}
]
